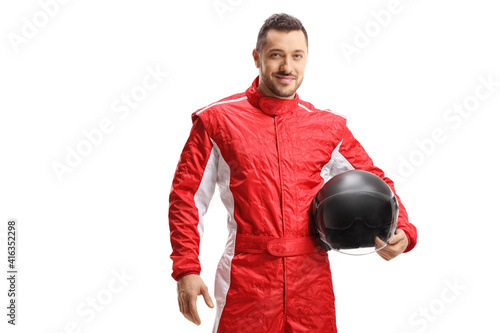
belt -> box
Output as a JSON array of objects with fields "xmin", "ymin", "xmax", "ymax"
[{"xmin": 235, "ymin": 234, "xmax": 323, "ymax": 257}]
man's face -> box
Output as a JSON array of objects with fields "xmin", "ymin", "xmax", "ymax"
[{"xmin": 253, "ymin": 29, "xmax": 308, "ymax": 100}]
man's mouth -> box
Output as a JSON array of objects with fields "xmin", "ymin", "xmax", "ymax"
[{"xmin": 275, "ymin": 74, "xmax": 295, "ymax": 84}]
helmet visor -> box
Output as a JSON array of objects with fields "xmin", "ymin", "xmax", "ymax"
[{"xmin": 315, "ymin": 191, "xmax": 398, "ymax": 254}]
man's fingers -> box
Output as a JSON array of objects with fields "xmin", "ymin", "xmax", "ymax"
[
  {"xmin": 377, "ymin": 250, "xmax": 392, "ymax": 261},
  {"xmin": 376, "ymin": 230, "xmax": 408, "ymax": 261},
  {"xmin": 178, "ymin": 289, "xmax": 196, "ymax": 323},
  {"xmin": 188, "ymin": 295, "xmax": 201, "ymax": 325},
  {"xmin": 179, "ymin": 297, "xmax": 192, "ymax": 323},
  {"xmin": 177, "ymin": 274, "xmax": 214, "ymax": 325},
  {"xmin": 201, "ymin": 285, "xmax": 215, "ymax": 308},
  {"xmin": 388, "ymin": 229, "xmax": 404, "ymax": 244},
  {"xmin": 182, "ymin": 310, "xmax": 193, "ymax": 323},
  {"xmin": 178, "ymin": 295, "xmax": 183, "ymax": 315},
  {"xmin": 376, "ymin": 244, "xmax": 394, "ymax": 261},
  {"xmin": 374, "ymin": 236, "xmax": 386, "ymax": 248}
]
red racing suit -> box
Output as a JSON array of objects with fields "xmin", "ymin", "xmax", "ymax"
[{"xmin": 169, "ymin": 77, "xmax": 417, "ymax": 332}]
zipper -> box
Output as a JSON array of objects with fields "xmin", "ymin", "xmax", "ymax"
[
  {"xmin": 273, "ymin": 115, "xmax": 287, "ymax": 320},
  {"xmin": 273, "ymin": 115, "xmax": 285, "ymax": 237}
]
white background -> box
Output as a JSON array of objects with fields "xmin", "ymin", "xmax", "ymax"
[{"xmin": 1, "ymin": 0, "xmax": 499, "ymax": 332}]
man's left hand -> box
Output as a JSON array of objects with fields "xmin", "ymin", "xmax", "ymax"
[{"xmin": 375, "ymin": 229, "xmax": 408, "ymax": 261}]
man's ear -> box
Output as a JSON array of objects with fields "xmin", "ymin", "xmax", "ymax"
[{"xmin": 252, "ymin": 49, "xmax": 260, "ymax": 68}]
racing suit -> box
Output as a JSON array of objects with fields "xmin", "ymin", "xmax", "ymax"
[{"xmin": 169, "ymin": 76, "xmax": 417, "ymax": 332}]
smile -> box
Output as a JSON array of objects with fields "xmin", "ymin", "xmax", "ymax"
[{"xmin": 275, "ymin": 75, "xmax": 295, "ymax": 84}]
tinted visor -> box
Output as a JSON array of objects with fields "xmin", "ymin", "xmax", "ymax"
[
  {"xmin": 314, "ymin": 191, "xmax": 398, "ymax": 250},
  {"xmin": 318, "ymin": 191, "xmax": 396, "ymax": 230}
]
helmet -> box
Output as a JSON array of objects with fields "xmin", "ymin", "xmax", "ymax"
[{"xmin": 312, "ymin": 170, "xmax": 399, "ymax": 255}]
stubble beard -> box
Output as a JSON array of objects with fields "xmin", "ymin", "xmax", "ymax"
[{"xmin": 261, "ymin": 70, "xmax": 302, "ymax": 99}]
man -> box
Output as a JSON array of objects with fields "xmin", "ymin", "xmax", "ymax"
[{"xmin": 169, "ymin": 13, "xmax": 417, "ymax": 332}]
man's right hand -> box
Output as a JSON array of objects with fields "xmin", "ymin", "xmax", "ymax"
[{"xmin": 177, "ymin": 274, "xmax": 214, "ymax": 325}]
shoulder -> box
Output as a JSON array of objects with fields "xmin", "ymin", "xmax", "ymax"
[
  {"xmin": 297, "ymin": 99, "xmax": 347, "ymax": 124},
  {"xmin": 191, "ymin": 92, "xmax": 248, "ymax": 122}
]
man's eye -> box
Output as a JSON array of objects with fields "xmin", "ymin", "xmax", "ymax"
[
  {"xmin": 271, "ymin": 53, "xmax": 281, "ymax": 58},
  {"xmin": 294, "ymin": 54, "xmax": 303, "ymax": 59}
]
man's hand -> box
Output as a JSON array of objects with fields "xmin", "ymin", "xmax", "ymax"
[
  {"xmin": 375, "ymin": 229, "xmax": 408, "ymax": 261},
  {"xmin": 177, "ymin": 274, "xmax": 214, "ymax": 325}
]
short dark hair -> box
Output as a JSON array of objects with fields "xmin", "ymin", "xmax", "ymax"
[{"xmin": 256, "ymin": 13, "xmax": 308, "ymax": 54}]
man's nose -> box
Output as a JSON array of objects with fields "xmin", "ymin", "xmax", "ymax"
[{"xmin": 280, "ymin": 56, "xmax": 292, "ymax": 73}]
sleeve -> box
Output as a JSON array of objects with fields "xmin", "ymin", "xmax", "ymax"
[
  {"xmin": 169, "ymin": 117, "xmax": 219, "ymax": 280},
  {"xmin": 338, "ymin": 125, "xmax": 417, "ymax": 253}
]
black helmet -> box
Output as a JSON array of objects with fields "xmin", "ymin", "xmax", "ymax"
[{"xmin": 312, "ymin": 170, "xmax": 399, "ymax": 254}]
